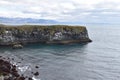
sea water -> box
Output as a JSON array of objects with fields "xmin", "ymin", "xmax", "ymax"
[{"xmin": 0, "ymin": 24, "xmax": 120, "ymax": 80}]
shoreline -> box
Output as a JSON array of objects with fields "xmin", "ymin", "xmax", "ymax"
[{"xmin": 0, "ymin": 55, "xmax": 39, "ymax": 80}]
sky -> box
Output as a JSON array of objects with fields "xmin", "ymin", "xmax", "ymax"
[{"xmin": 0, "ymin": 0, "xmax": 120, "ymax": 23}]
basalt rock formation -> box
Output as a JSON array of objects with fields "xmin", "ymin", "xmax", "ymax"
[
  {"xmin": 0, "ymin": 56, "xmax": 39, "ymax": 80},
  {"xmin": 0, "ymin": 24, "xmax": 92, "ymax": 45},
  {"xmin": 0, "ymin": 57, "xmax": 26, "ymax": 80}
]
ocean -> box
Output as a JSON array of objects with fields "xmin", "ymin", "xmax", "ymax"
[{"xmin": 0, "ymin": 24, "xmax": 120, "ymax": 80}]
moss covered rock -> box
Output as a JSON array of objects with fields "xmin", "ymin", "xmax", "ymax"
[{"xmin": 0, "ymin": 24, "xmax": 92, "ymax": 45}]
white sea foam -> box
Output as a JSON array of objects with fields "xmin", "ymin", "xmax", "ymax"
[
  {"xmin": 18, "ymin": 65, "xmax": 31, "ymax": 73},
  {"xmin": 32, "ymin": 76, "xmax": 41, "ymax": 80}
]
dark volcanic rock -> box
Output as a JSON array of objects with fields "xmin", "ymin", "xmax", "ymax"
[
  {"xmin": 0, "ymin": 25, "xmax": 92, "ymax": 46},
  {"xmin": 0, "ymin": 58, "xmax": 25, "ymax": 80},
  {"xmin": 33, "ymin": 72, "xmax": 39, "ymax": 76},
  {"xmin": 0, "ymin": 56, "xmax": 36, "ymax": 80},
  {"xmin": 35, "ymin": 66, "xmax": 39, "ymax": 69}
]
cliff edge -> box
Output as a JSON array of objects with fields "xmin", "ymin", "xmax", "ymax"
[{"xmin": 0, "ymin": 24, "xmax": 92, "ymax": 45}]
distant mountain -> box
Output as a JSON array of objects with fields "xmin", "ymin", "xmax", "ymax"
[
  {"xmin": 0, "ymin": 17, "xmax": 115, "ymax": 25},
  {"xmin": 0, "ymin": 17, "xmax": 59, "ymax": 24}
]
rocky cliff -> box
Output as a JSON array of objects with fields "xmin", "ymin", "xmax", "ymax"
[{"xmin": 0, "ymin": 24, "xmax": 92, "ymax": 45}]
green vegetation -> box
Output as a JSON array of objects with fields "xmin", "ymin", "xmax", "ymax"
[{"xmin": 0, "ymin": 24, "xmax": 86, "ymax": 34}]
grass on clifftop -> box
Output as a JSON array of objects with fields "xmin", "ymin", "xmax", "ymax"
[{"xmin": 0, "ymin": 24, "xmax": 86, "ymax": 34}]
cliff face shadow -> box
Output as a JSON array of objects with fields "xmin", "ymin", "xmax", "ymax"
[
  {"xmin": 0, "ymin": 43, "xmax": 89, "ymax": 58},
  {"xmin": 23, "ymin": 43, "xmax": 89, "ymax": 56},
  {"xmin": 49, "ymin": 43, "xmax": 88, "ymax": 56}
]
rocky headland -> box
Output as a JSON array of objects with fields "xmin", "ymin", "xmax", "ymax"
[{"xmin": 0, "ymin": 24, "xmax": 92, "ymax": 47}]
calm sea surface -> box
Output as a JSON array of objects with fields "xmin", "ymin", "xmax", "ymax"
[{"xmin": 0, "ymin": 24, "xmax": 120, "ymax": 80}]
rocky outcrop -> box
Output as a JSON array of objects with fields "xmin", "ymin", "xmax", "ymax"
[
  {"xmin": 0, "ymin": 56, "xmax": 40, "ymax": 80},
  {"xmin": 0, "ymin": 25, "xmax": 92, "ymax": 45},
  {"xmin": 0, "ymin": 58, "xmax": 26, "ymax": 80}
]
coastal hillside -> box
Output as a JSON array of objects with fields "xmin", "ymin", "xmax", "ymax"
[{"xmin": 0, "ymin": 24, "xmax": 91, "ymax": 45}]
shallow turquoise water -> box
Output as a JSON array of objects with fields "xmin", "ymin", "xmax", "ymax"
[{"xmin": 0, "ymin": 24, "xmax": 120, "ymax": 80}]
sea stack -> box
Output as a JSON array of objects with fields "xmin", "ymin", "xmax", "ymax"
[{"xmin": 0, "ymin": 24, "xmax": 92, "ymax": 45}]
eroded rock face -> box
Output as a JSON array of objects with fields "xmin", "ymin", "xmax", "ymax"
[{"xmin": 0, "ymin": 25, "xmax": 92, "ymax": 45}]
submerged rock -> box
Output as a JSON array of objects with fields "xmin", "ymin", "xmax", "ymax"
[{"xmin": 33, "ymin": 72, "xmax": 39, "ymax": 76}]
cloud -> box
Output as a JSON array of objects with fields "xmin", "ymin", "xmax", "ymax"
[{"xmin": 0, "ymin": 0, "xmax": 120, "ymax": 23}]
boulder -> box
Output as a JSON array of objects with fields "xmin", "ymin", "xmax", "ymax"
[{"xmin": 12, "ymin": 44, "xmax": 23, "ymax": 49}]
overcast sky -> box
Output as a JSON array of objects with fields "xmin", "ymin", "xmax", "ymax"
[{"xmin": 0, "ymin": 0, "xmax": 120, "ymax": 23}]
